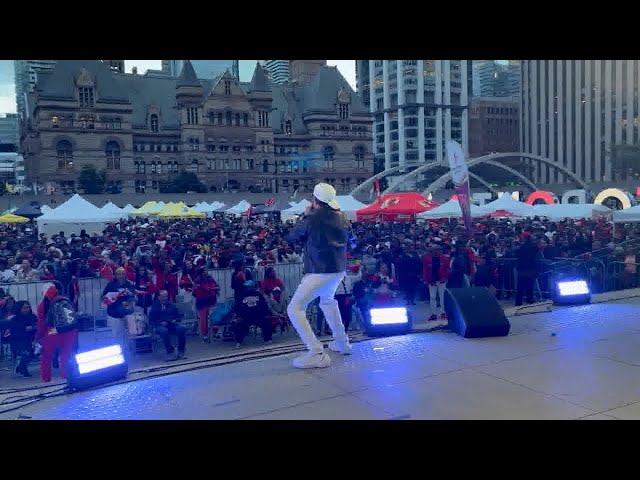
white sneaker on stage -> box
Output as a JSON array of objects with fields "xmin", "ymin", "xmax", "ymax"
[
  {"xmin": 328, "ymin": 340, "xmax": 352, "ymax": 355},
  {"xmin": 293, "ymin": 351, "xmax": 332, "ymax": 369}
]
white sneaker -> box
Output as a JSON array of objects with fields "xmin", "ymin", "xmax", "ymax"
[
  {"xmin": 328, "ymin": 340, "xmax": 352, "ymax": 355},
  {"xmin": 293, "ymin": 351, "xmax": 331, "ymax": 369}
]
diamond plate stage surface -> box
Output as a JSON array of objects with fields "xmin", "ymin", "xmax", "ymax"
[{"xmin": 4, "ymin": 298, "xmax": 640, "ymax": 420}]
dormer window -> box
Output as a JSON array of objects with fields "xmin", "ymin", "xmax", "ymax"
[
  {"xmin": 150, "ymin": 114, "xmax": 159, "ymax": 132},
  {"xmin": 78, "ymin": 87, "xmax": 94, "ymax": 108},
  {"xmin": 51, "ymin": 116, "xmax": 59, "ymax": 128},
  {"xmin": 338, "ymin": 103, "xmax": 349, "ymax": 120},
  {"xmin": 285, "ymin": 120, "xmax": 292, "ymax": 135},
  {"xmin": 224, "ymin": 81, "xmax": 231, "ymax": 95}
]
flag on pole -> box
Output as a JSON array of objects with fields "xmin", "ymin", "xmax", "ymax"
[
  {"xmin": 446, "ymin": 140, "xmax": 473, "ymax": 235},
  {"xmin": 374, "ymin": 178, "xmax": 381, "ymax": 199},
  {"xmin": 292, "ymin": 188, "xmax": 299, "ymax": 200},
  {"xmin": 265, "ymin": 197, "xmax": 276, "ymax": 207}
]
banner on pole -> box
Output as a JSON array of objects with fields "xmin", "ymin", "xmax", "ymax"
[{"xmin": 446, "ymin": 141, "xmax": 472, "ymax": 234}]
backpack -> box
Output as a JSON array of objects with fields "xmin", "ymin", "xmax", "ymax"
[{"xmin": 46, "ymin": 297, "xmax": 78, "ymax": 334}]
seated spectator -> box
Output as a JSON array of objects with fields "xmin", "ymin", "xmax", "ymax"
[
  {"xmin": 102, "ymin": 268, "xmax": 136, "ymax": 356},
  {"xmin": 148, "ymin": 290, "xmax": 186, "ymax": 361},
  {"xmin": 233, "ymin": 280, "xmax": 273, "ymax": 348},
  {"xmin": 7, "ymin": 300, "xmax": 37, "ymax": 377},
  {"xmin": 0, "ymin": 295, "xmax": 16, "ymax": 320},
  {"xmin": 261, "ymin": 266, "xmax": 284, "ymax": 296},
  {"xmin": 0, "ymin": 259, "xmax": 15, "ymax": 282},
  {"xmin": 134, "ymin": 266, "xmax": 155, "ymax": 314},
  {"xmin": 267, "ymin": 286, "xmax": 288, "ymax": 333},
  {"xmin": 153, "ymin": 263, "xmax": 178, "ymax": 303},
  {"xmin": 16, "ymin": 259, "xmax": 39, "ymax": 282}
]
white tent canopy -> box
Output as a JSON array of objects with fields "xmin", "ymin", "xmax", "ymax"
[
  {"xmin": 417, "ymin": 199, "xmax": 482, "ymax": 220},
  {"xmin": 37, "ymin": 194, "xmax": 116, "ymax": 236},
  {"xmin": 101, "ymin": 201, "xmax": 128, "ymax": 219},
  {"xmin": 226, "ymin": 200, "xmax": 252, "ymax": 216},
  {"xmin": 476, "ymin": 193, "xmax": 536, "ymax": 218},
  {"xmin": 533, "ymin": 203, "xmax": 612, "ymax": 221},
  {"xmin": 336, "ymin": 195, "xmax": 367, "ymax": 221},
  {"xmin": 613, "ymin": 205, "xmax": 640, "ymax": 223},
  {"xmin": 122, "ymin": 204, "xmax": 135, "ymax": 213}
]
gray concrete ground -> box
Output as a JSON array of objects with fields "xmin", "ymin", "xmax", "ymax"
[{"xmin": 2, "ymin": 296, "xmax": 640, "ymax": 419}]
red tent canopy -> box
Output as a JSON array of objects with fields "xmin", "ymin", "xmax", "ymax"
[{"xmin": 356, "ymin": 192, "xmax": 439, "ymax": 223}]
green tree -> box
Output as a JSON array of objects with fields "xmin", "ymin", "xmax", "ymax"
[
  {"xmin": 160, "ymin": 171, "xmax": 207, "ymax": 193},
  {"xmin": 611, "ymin": 144, "xmax": 640, "ymax": 178},
  {"xmin": 78, "ymin": 165, "xmax": 106, "ymax": 194}
]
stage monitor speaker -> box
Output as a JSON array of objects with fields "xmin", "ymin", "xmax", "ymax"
[{"xmin": 444, "ymin": 287, "xmax": 510, "ymax": 338}]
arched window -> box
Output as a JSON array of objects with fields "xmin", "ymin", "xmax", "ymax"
[
  {"xmin": 106, "ymin": 141, "xmax": 120, "ymax": 170},
  {"xmin": 338, "ymin": 103, "xmax": 349, "ymax": 119},
  {"xmin": 243, "ymin": 113, "xmax": 249, "ymax": 126},
  {"xmin": 262, "ymin": 159, "xmax": 269, "ymax": 173},
  {"xmin": 322, "ymin": 145, "xmax": 335, "ymax": 170},
  {"xmin": 226, "ymin": 111, "xmax": 232, "ymax": 125},
  {"xmin": 56, "ymin": 140, "xmax": 73, "ymax": 169},
  {"xmin": 235, "ymin": 113, "xmax": 240, "ymax": 126},
  {"xmin": 150, "ymin": 114, "xmax": 159, "ymax": 132},
  {"xmin": 192, "ymin": 159, "xmax": 199, "ymax": 172},
  {"xmin": 151, "ymin": 161, "xmax": 157, "ymax": 174}
]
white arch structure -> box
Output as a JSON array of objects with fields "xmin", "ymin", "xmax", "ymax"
[{"xmin": 351, "ymin": 152, "xmax": 589, "ymax": 197}]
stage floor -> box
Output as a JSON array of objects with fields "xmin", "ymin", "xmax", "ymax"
[{"xmin": 3, "ymin": 298, "xmax": 640, "ymax": 420}]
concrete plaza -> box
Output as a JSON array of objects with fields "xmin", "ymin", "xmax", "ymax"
[{"xmin": 2, "ymin": 297, "xmax": 640, "ymax": 420}]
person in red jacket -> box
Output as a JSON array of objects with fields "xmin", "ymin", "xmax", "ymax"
[
  {"xmin": 192, "ymin": 270, "xmax": 219, "ymax": 341},
  {"xmin": 35, "ymin": 282, "xmax": 79, "ymax": 383},
  {"xmin": 423, "ymin": 244, "xmax": 451, "ymax": 321},
  {"xmin": 154, "ymin": 263, "xmax": 179, "ymax": 303}
]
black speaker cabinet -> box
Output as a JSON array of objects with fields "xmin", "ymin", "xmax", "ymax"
[{"xmin": 444, "ymin": 287, "xmax": 510, "ymax": 338}]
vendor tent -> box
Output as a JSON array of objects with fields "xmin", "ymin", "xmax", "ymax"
[
  {"xmin": 356, "ymin": 193, "xmax": 439, "ymax": 222},
  {"xmin": 122, "ymin": 204, "xmax": 135, "ymax": 213},
  {"xmin": 0, "ymin": 213, "xmax": 29, "ymax": 224},
  {"xmin": 101, "ymin": 201, "xmax": 128, "ymax": 219},
  {"xmin": 417, "ymin": 199, "xmax": 482, "ymax": 220},
  {"xmin": 613, "ymin": 205, "xmax": 640, "ymax": 223},
  {"xmin": 129, "ymin": 201, "xmax": 157, "ymax": 217},
  {"xmin": 226, "ymin": 200, "xmax": 252, "ymax": 216},
  {"xmin": 156, "ymin": 203, "xmax": 205, "ymax": 219},
  {"xmin": 533, "ymin": 203, "xmax": 612, "ymax": 221},
  {"xmin": 476, "ymin": 193, "xmax": 535, "ymax": 218},
  {"xmin": 36, "ymin": 194, "xmax": 116, "ymax": 236},
  {"xmin": 336, "ymin": 195, "xmax": 367, "ymax": 221},
  {"xmin": 12, "ymin": 203, "xmax": 43, "ymax": 219}
]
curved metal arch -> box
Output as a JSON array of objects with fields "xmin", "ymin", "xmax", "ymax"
[
  {"xmin": 383, "ymin": 152, "xmax": 589, "ymax": 194},
  {"xmin": 350, "ymin": 165, "xmax": 403, "ymax": 196},
  {"xmin": 468, "ymin": 172, "xmax": 499, "ymax": 194},
  {"xmin": 475, "ymin": 160, "xmax": 537, "ymax": 191},
  {"xmin": 423, "ymin": 160, "xmax": 538, "ymax": 195}
]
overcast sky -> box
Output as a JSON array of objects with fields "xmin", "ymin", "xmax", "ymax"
[{"xmin": 125, "ymin": 60, "xmax": 357, "ymax": 88}]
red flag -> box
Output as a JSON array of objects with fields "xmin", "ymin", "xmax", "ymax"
[
  {"xmin": 244, "ymin": 206, "xmax": 252, "ymax": 217},
  {"xmin": 374, "ymin": 178, "xmax": 381, "ymax": 198},
  {"xmin": 265, "ymin": 197, "xmax": 276, "ymax": 207}
]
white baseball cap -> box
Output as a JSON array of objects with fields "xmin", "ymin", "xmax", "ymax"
[{"xmin": 313, "ymin": 183, "xmax": 340, "ymax": 210}]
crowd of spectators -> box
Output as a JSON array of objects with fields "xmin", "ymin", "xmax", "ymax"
[{"xmin": 1, "ymin": 208, "xmax": 639, "ymax": 381}]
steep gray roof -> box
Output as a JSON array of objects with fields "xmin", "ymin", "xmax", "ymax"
[
  {"xmin": 303, "ymin": 66, "xmax": 368, "ymax": 114},
  {"xmin": 115, "ymin": 74, "xmax": 180, "ymax": 129},
  {"xmin": 271, "ymin": 84, "xmax": 307, "ymax": 134},
  {"xmin": 37, "ymin": 60, "xmax": 129, "ymax": 103},
  {"xmin": 248, "ymin": 63, "xmax": 270, "ymax": 92},
  {"xmin": 176, "ymin": 60, "xmax": 201, "ymax": 88}
]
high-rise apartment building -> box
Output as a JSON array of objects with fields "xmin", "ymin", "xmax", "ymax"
[
  {"xmin": 472, "ymin": 60, "xmax": 520, "ymax": 98},
  {"xmin": 163, "ymin": 60, "xmax": 239, "ymax": 79},
  {"xmin": 367, "ymin": 60, "xmax": 472, "ymax": 172},
  {"xmin": 521, "ymin": 60, "xmax": 640, "ymax": 185},
  {"xmin": 264, "ymin": 60, "xmax": 290, "ymax": 84},
  {"xmin": 14, "ymin": 60, "xmax": 57, "ymax": 119},
  {"xmin": 355, "ymin": 60, "xmax": 370, "ymax": 110},
  {"xmin": 0, "ymin": 113, "xmax": 19, "ymax": 148}
]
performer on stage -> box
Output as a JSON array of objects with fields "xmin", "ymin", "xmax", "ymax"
[{"xmin": 286, "ymin": 183, "xmax": 351, "ymax": 369}]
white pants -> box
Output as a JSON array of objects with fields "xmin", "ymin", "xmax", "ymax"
[
  {"xmin": 287, "ymin": 272, "xmax": 348, "ymax": 354},
  {"xmin": 428, "ymin": 282, "xmax": 447, "ymax": 315},
  {"xmin": 108, "ymin": 315, "xmax": 129, "ymax": 356}
]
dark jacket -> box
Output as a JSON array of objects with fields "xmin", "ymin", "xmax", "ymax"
[
  {"xmin": 516, "ymin": 240, "xmax": 541, "ymax": 275},
  {"xmin": 148, "ymin": 301, "xmax": 182, "ymax": 326},
  {"xmin": 102, "ymin": 280, "xmax": 136, "ymax": 318},
  {"xmin": 235, "ymin": 288, "xmax": 271, "ymax": 323},
  {"xmin": 287, "ymin": 206, "xmax": 349, "ymax": 274},
  {"xmin": 8, "ymin": 309, "xmax": 37, "ymax": 343}
]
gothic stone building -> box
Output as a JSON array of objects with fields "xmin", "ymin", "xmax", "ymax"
[{"xmin": 21, "ymin": 60, "xmax": 373, "ymax": 195}]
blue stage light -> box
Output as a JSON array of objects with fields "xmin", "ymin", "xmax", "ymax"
[
  {"xmin": 76, "ymin": 345, "xmax": 125, "ymax": 375},
  {"xmin": 553, "ymin": 279, "xmax": 591, "ymax": 305},
  {"xmin": 365, "ymin": 307, "xmax": 412, "ymax": 336},
  {"xmin": 67, "ymin": 344, "xmax": 128, "ymax": 391}
]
